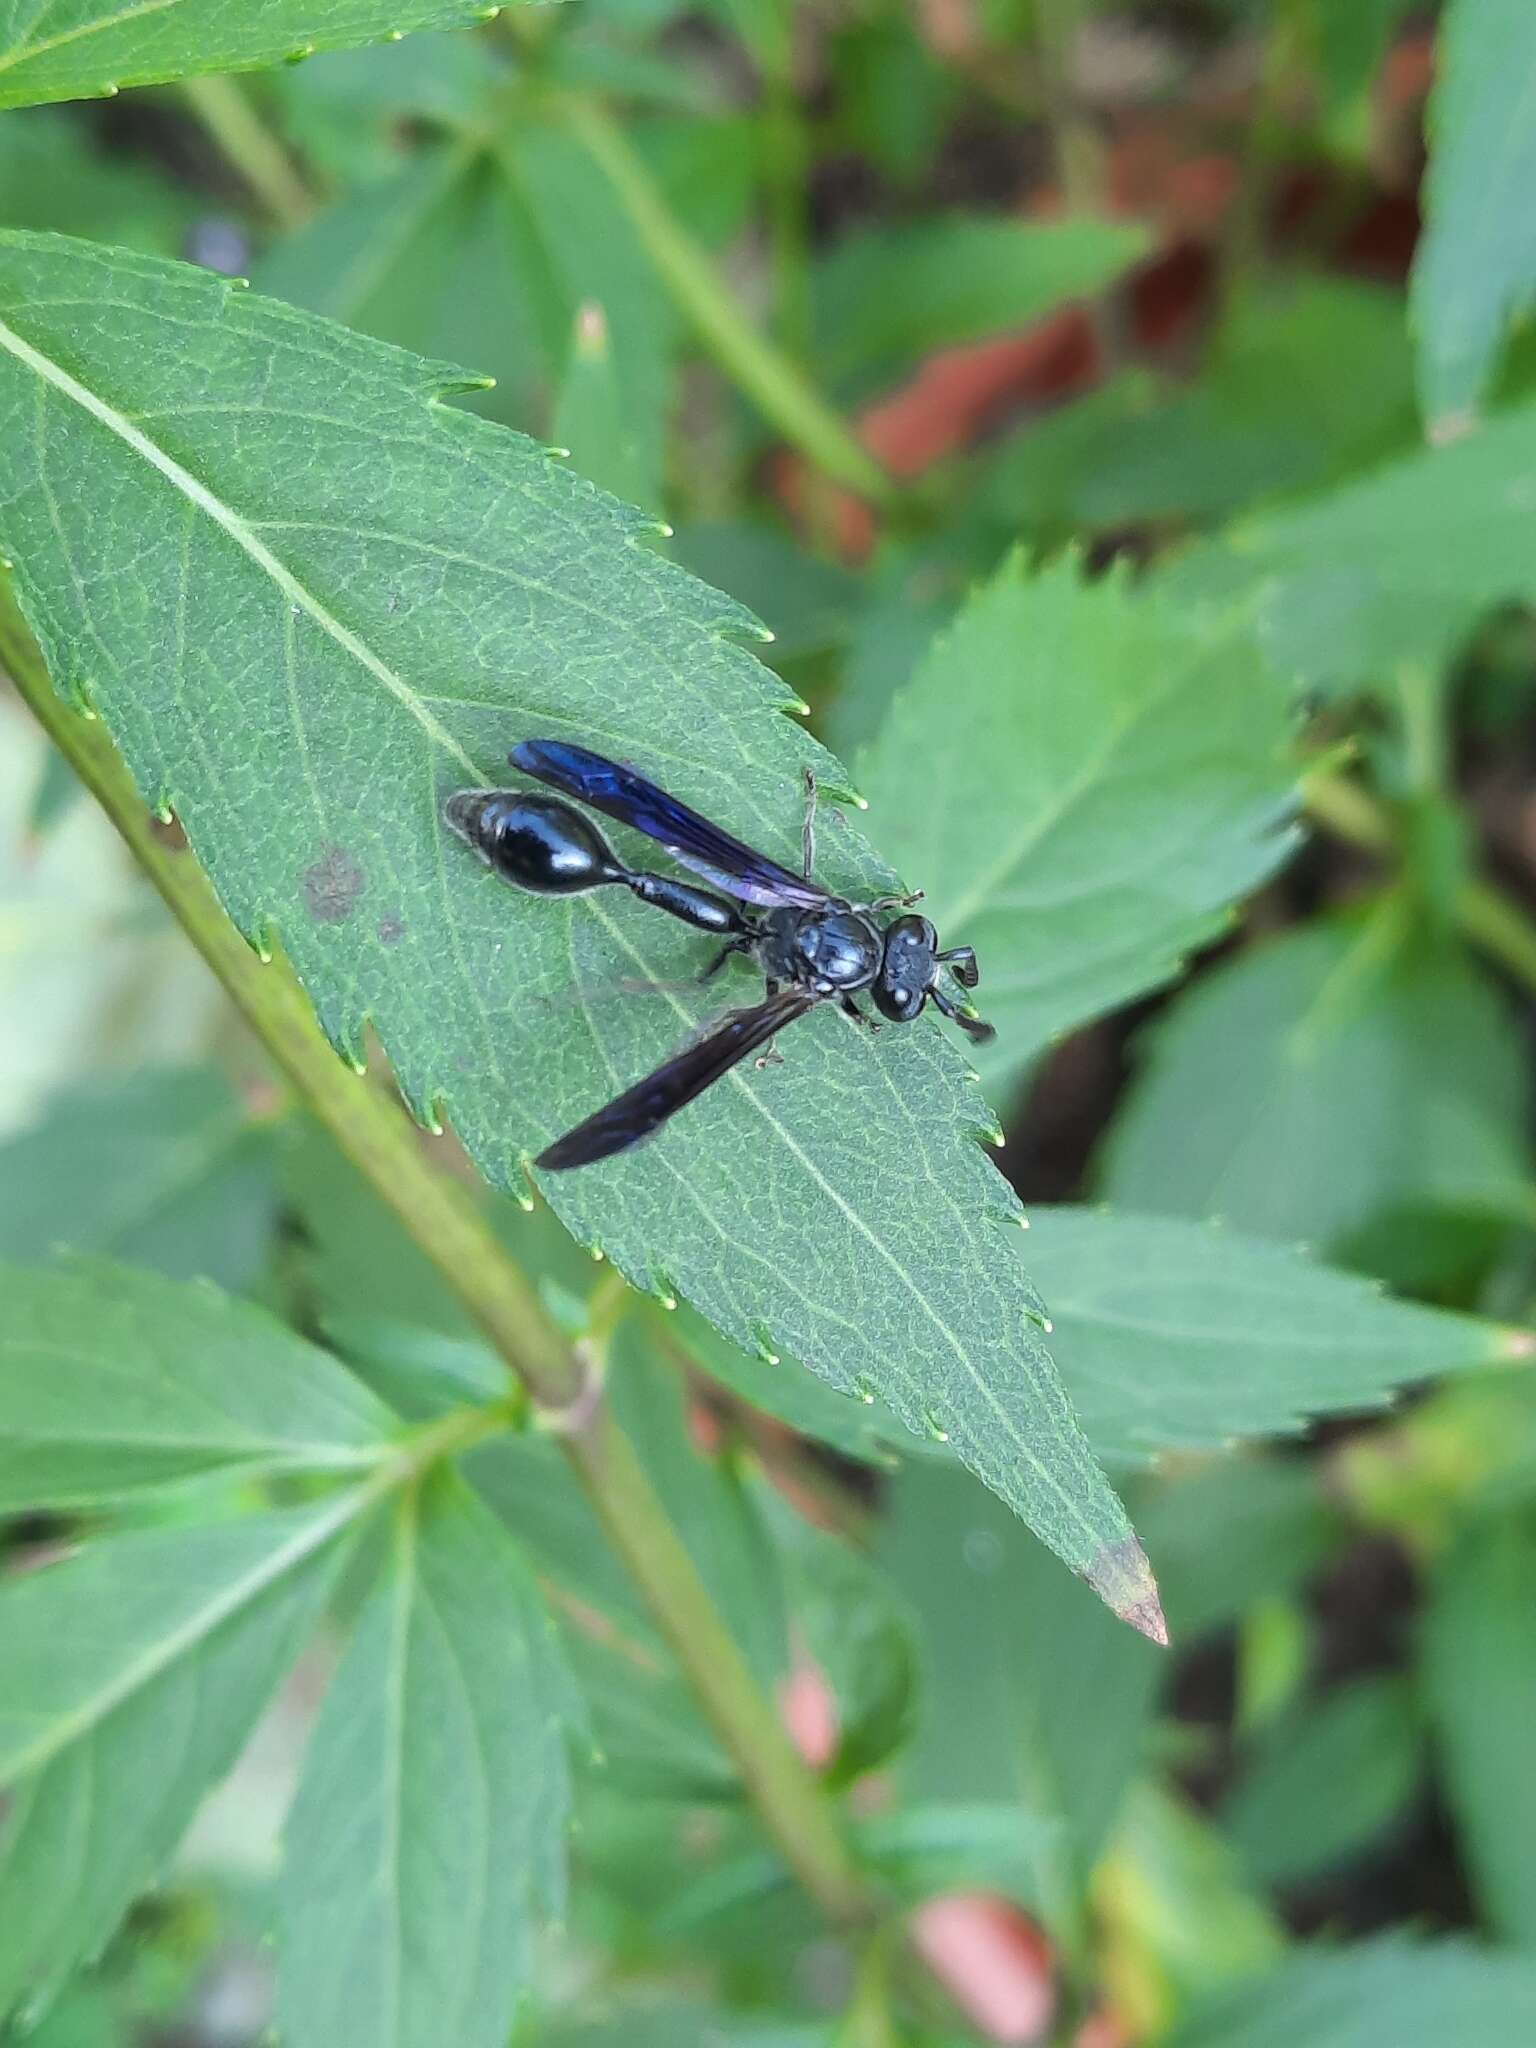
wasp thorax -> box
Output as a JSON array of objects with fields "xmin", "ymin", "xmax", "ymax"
[{"xmin": 791, "ymin": 909, "xmax": 883, "ymax": 993}]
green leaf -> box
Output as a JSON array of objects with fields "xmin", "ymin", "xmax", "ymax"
[
  {"xmin": 662, "ymin": 1300, "xmax": 932, "ymax": 1468},
  {"xmin": 606, "ymin": 1328, "xmax": 789, "ymax": 1689},
  {"xmin": 775, "ymin": 1511, "xmax": 919, "ymax": 1787},
  {"xmin": 1345, "ymin": 1369, "xmax": 1536, "ymax": 1531},
  {"xmin": 0, "ymin": 106, "xmax": 203, "ymax": 255},
  {"xmin": 1101, "ymin": 909, "xmax": 1534, "ymax": 1272},
  {"xmin": 538, "ymin": 2008, "xmax": 828, "ymax": 2048},
  {"xmin": 856, "ymin": 1802, "xmax": 1058, "ymax": 1912},
  {"xmin": 1412, "ymin": 0, "xmax": 1536, "ymax": 430},
  {"xmin": 1423, "ymin": 1509, "xmax": 1536, "ymax": 1944},
  {"xmin": 1304, "ymin": 0, "xmax": 1420, "ymax": 119},
  {"xmin": 472, "ymin": 1329, "xmax": 787, "ymax": 1772},
  {"xmin": 269, "ymin": 29, "xmax": 498, "ymax": 178},
  {"xmin": 0, "ymin": 1258, "xmax": 396, "ymax": 1512},
  {"xmin": 878, "ymin": 1463, "xmax": 1162, "ymax": 1889},
  {"xmin": 0, "ymin": 3, "xmax": 507, "ymax": 110},
  {"xmin": 24, "ymin": 738, "xmax": 80, "ymax": 839},
  {"xmin": 667, "ymin": 523, "xmax": 860, "ymax": 665},
  {"xmin": 1170, "ymin": 398, "xmax": 1536, "ymax": 697},
  {"xmin": 465, "ymin": 1332, "xmax": 793, "ymax": 1797},
  {"xmin": 254, "ymin": 146, "xmax": 546, "ymax": 429},
  {"xmin": 469, "ymin": 1437, "xmax": 733, "ymax": 1803},
  {"xmin": 552, "ymin": 302, "xmax": 656, "ymax": 510},
  {"xmin": 1133, "ymin": 1457, "xmax": 1334, "ymax": 1643},
  {"xmin": 1162, "ymin": 1941, "xmax": 1536, "ymax": 2048},
  {"xmin": 0, "ymin": 1495, "xmax": 364, "ymax": 2018},
  {"xmin": 1027, "ymin": 1207, "xmax": 1520, "ymax": 1466},
  {"xmin": 856, "ymin": 555, "xmax": 1299, "ymax": 1094},
  {"xmin": 257, "ymin": 120, "xmax": 674, "ymax": 483},
  {"xmin": 829, "ymin": 11, "xmax": 956, "ymax": 186},
  {"xmin": 23, "ymin": 1983, "xmax": 125, "ymax": 2048},
  {"xmin": 277, "ymin": 1471, "xmax": 576, "ymax": 2048},
  {"xmin": 0, "ymin": 1066, "xmax": 277, "ymax": 1289},
  {"xmin": 981, "ymin": 281, "xmax": 1416, "ymax": 533},
  {"xmin": 813, "ymin": 215, "xmax": 1149, "ymax": 383},
  {"xmin": 1222, "ymin": 1677, "xmax": 1424, "ymax": 1888},
  {"xmin": 0, "ymin": 233, "xmax": 1152, "ymax": 1626},
  {"xmin": 282, "ymin": 1115, "xmax": 598, "ymax": 1354},
  {"xmin": 1099, "ymin": 1782, "xmax": 1282, "ymax": 2014},
  {"xmin": 301, "ymin": 1098, "xmax": 921, "ymax": 1471},
  {"xmin": 825, "ymin": 557, "xmax": 953, "ymax": 761}
]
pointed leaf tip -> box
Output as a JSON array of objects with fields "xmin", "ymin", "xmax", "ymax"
[{"xmin": 1086, "ymin": 1534, "xmax": 1169, "ymax": 1646}]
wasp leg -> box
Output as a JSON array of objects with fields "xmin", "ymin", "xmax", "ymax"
[
  {"xmin": 755, "ymin": 976, "xmax": 787, "ymax": 1067},
  {"xmin": 698, "ymin": 933, "xmax": 753, "ymax": 982},
  {"xmin": 801, "ymin": 767, "xmax": 819, "ymax": 879}
]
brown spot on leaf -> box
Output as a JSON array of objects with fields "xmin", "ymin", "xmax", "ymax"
[
  {"xmin": 377, "ymin": 912, "xmax": 407, "ymax": 946},
  {"xmin": 303, "ymin": 845, "xmax": 366, "ymax": 925},
  {"xmin": 1086, "ymin": 1534, "xmax": 1170, "ymax": 1646},
  {"xmin": 149, "ymin": 810, "xmax": 188, "ymax": 853}
]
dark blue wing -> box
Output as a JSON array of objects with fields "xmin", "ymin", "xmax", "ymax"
[
  {"xmin": 512, "ymin": 739, "xmax": 829, "ymax": 910},
  {"xmin": 537, "ymin": 986, "xmax": 818, "ymax": 1170}
]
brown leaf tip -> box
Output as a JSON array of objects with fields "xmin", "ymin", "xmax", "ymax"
[{"xmin": 1086, "ymin": 1534, "xmax": 1171, "ymax": 1648}]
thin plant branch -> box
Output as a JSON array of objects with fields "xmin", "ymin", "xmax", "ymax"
[
  {"xmin": 556, "ymin": 90, "xmax": 896, "ymax": 510},
  {"xmin": 0, "ymin": 587, "xmax": 873, "ymax": 1931},
  {"xmin": 1304, "ymin": 765, "xmax": 1536, "ymax": 994},
  {"xmin": 181, "ymin": 74, "xmax": 316, "ymax": 235}
]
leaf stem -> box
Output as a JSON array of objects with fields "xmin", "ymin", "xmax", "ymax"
[
  {"xmin": 0, "ymin": 591, "xmax": 873, "ymax": 1931},
  {"xmin": 758, "ymin": 28, "xmax": 813, "ymax": 361},
  {"xmin": 554, "ymin": 90, "xmax": 896, "ymax": 509},
  {"xmin": 1215, "ymin": 0, "xmax": 1305, "ymax": 299},
  {"xmin": 837, "ymin": 1922, "xmax": 901, "ymax": 2048},
  {"xmin": 1303, "ymin": 766, "xmax": 1536, "ymax": 993},
  {"xmin": 181, "ymin": 75, "xmax": 315, "ymax": 235},
  {"xmin": 1396, "ymin": 661, "xmax": 1448, "ymax": 794},
  {"xmin": 1035, "ymin": 0, "xmax": 1104, "ymax": 216}
]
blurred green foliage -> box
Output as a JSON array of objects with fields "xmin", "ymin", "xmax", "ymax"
[{"xmin": 2, "ymin": 3, "xmax": 1536, "ymax": 2045}]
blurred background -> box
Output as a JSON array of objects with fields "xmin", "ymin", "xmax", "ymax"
[{"xmin": 4, "ymin": 3, "xmax": 1536, "ymax": 2044}]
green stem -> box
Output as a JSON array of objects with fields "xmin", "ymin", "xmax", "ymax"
[
  {"xmin": 1217, "ymin": 0, "xmax": 1305, "ymax": 299},
  {"xmin": 1303, "ymin": 767, "xmax": 1536, "ymax": 994},
  {"xmin": 0, "ymin": 592, "xmax": 872, "ymax": 1931},
  {"xmin": 838, "ymin": 1923, "xmax": 901, "ymax": 2048},
  {"xmin": 1397, "ymin": 661, "xmax": 1447, "ymax": 794},
  {"xmin": 1458, "ymin": 879, "xmax": 1536, "ymax": 996},
  {"xmin": 1035, "ymin": 0, "xmax": 1104, "ymax": 216},
  {"xmin": 181, "ymin": 75, "xmax": 315, "ymax": 235},
  {"xmin": 760, "ymin": 33, "xmax": 812, "ymax": 359},
  {"xmin": 555, "ymin": 91, "xmax": 895, "ymax": 509}
]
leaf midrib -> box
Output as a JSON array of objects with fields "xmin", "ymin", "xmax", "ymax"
[
  {"xmin": 0, "ymin": 0, "xmax": 181, "ymax": 77},
  {"xmin": 929, "ymin": 638, "xmax": 1223, "ymax": 935},
  {"xmin": 0, "ymin": 1490, "xmax": 364, "ymax": 1781},
  {"xmin": 0, "ymin": 292, "xmax": 1119, "ymax": 1571},
  {"xmin": 0, "ymin": 308, "xmax": 478, "ymax": 779},
  {"xmin": 578, "ymin": 898, "xmax": 1116, "ymax": 1560}
]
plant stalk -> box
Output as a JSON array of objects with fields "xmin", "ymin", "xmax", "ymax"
[
  {"xmin": 1035, "ymin": 0, "xmax": 1105, "ymax": 216},
  {"xmin": 181, "ymin": 75, "xmax": 315, "ymax": 234},
  {"xmin": 556, "ymin": 91, "xmax": 895, "ymax": 509},
  {"xmin": 0, "ymin": 591, "xmax": 872, "ymax": 1930},
  {"xmin": 1396, "ymin": 661, "xmax": 1448, "ymax": 794},
  {"xmin": 1303, "ymin": 766, "xmax": 1536, "ymax": 994}
]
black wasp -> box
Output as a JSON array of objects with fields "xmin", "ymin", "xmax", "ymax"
[{"xmin": 445, "ymin": 740, "xmax": 993, "ymax": 1171}]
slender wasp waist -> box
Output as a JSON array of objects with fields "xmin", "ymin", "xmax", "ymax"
[{"xmin": 444, "ymin": 739, "xmax": 994, "ymax": 1169}]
